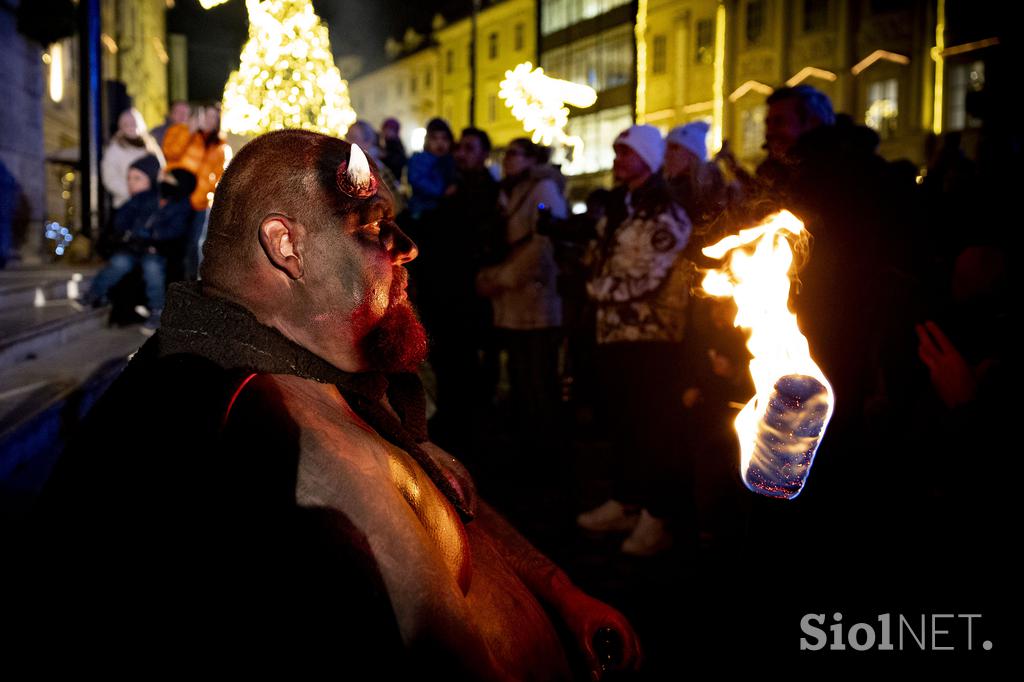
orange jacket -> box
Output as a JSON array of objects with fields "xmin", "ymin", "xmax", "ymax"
[{"xmin": 162, "ymin": 124, "xmax": 227, "ymax": 211}]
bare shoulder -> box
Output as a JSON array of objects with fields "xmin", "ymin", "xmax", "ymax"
[{"xmin": 227, "ymin": 373, "xmax": 392, "ymax": 495}]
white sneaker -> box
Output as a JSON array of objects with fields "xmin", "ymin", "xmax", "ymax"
[
  {"xmin": 576, "ymin": 500, "xmax": 640, "ymax": 533},
  {"xmin": 621, "ymin": 510, "xmax": 673, "ymax": 557}
]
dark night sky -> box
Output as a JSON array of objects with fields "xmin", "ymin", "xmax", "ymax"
[{"xmin": 168, "ymin": 0, "xmax": 476, "ymax": 102}]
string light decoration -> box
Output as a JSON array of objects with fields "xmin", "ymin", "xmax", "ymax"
[
  {"xmin": 220, "ymin": 0, "xmax": 357, "ymax": 137},
  {"xmin": 498, "ymin": 62, "xmax": 596, "ymax": 172}
]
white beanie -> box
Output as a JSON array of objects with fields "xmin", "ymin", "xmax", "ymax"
[
  {"xmin": 666, "ymin": 120, "xmax": 710, "ymax": 161},
  {"xmin": 614, "ymin": 124, "xmax": 665, "ymax": 173}
]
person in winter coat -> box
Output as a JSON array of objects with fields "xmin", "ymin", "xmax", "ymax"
[
  {"xmin": 78, "ymin": 155, "xmax": 197, "ymax": 334},
  {"xmin": 577, "ymin": 125, "xmax": 694, "ymax": 557},
  {"xmin": 162, "ymin": 104, "xmax": 229, "ymax": 279},
  {"xmin": 101, "ymin": 108, "xmax": 165, "ymax": 210},
  {"xmin": 476, "ymin": 137, "xmax": 566, "ymax": 444}
]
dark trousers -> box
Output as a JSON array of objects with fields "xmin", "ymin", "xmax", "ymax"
[
  {"xmin": 596, "ymin": 341, "xmax": 693, "ymax": 521},
  {"xmin": 88, "ymin": 250, "xmax": 167, "ymax": 311},
  {"xmin": 501, "ymin": 327, "xmax": 562, "ymax": 444}
]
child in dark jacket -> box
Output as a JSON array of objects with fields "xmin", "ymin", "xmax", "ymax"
[{"xmin": 78, "ymin": 156, "xmax": 196, "ymax": 334}]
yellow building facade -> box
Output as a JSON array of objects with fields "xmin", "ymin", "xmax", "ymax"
[
  {"xmin": 351, "ymin": 0, "xmax": 538, "ymax": 152},
  {"xmin": 639, "ymin": 0, "xmax": 960, "ymax": 168},
  {"xmin": 349, "ymin": 41, "xmax": 442, "ymax": 153},
  {"xmin": 468, "ymin": 0, "xmax": 538, "ymax": 146},
  {"xmin": 101, "ymin": 0, "xmax": 171, "ymax": 129}
]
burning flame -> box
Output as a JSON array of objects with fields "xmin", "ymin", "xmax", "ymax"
[{"xmin": 701, "ymin": 210, "xmax": 834, "ymax": 500}]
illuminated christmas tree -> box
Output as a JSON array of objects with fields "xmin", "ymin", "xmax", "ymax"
[{"xmin": 221, "ymin": 0, "xmax": 357, "ymax": 136}]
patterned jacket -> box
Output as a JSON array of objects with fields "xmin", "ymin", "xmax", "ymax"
[{"xmin": 587, "ymin": 174, "xmax": 693, "ymax": 344}]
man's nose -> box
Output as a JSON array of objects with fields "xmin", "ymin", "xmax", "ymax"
[{"xmin": 381, "ymin": 220, "xmax": 418, "ymax": 264}]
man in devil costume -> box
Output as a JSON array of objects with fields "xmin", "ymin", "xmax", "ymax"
[{"xmin": 27, "ymin": 130, "xmax": 639, "ymax": 679}]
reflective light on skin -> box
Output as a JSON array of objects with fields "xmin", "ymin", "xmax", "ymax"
[{"xmin": 701, "ymin": 211, "xmax": 834, "ymax": 499}]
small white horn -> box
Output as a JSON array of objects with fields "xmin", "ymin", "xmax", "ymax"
[{"xmin": 347, "ymin": 143, "xmax": 372, "ymax": 192}]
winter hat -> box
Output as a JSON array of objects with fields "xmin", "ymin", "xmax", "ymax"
[
  {"xmin": 614, "ymin": 124, "xmax": 665, "ymax": 173},
  {"xmin": 129, "ymin": 154, "xmax": 162, "ymax": 189},
  {"xmin": 666, "ymin": 121, "xmax": 710, "ymax": 161}
]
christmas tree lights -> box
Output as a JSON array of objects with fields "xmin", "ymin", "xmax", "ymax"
[{"xmin": 221, "ymin": 0, "xmax": 357, "ymax": 137}]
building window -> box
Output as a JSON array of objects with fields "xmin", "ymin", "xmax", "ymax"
[
  {"xmin": 397, "ymin": 80, "xmax": 404, "ymax": 97},
  {"xmin": 488, "ymin": 32, "xmax": 498, "ymax": 60},
  {"xmin": 740, "ymin": 104, "xmax": 767, "ymax": 158},
  {"xmin": 564, "ymin": 104, "xmax": 633, "ymax": 174},
  {"xmin": 488, "ymin": 94, "xmax": 497, "ymax": 122},
  {"xmin": 541, "ymin": 0, "xmax": 632, "ymax": 36},
  {"xmin": 745, "ymin": 0, "xmax": 766, "ymax": 46},
  {"xmin": 446, "ymin": 49, "xmax": 454, "ymax": 74},
  {"xmin": 865, "ymin": 78, "xmax": 899, "ymax": 139},
  {"xmin": 411, "ymin": 76, "xmax": 417, "ymax": 94},
  {"xmin": 652, "ymin": 34, "xmax": 667, "ymax": 74},
  {"xmin": 425, "ymin": 68, "xmax": 432, "ymax": 88},
  {"xmin": 606, "ymin": 28, "xmax": 631, "ymax": 89},
  {"xmin": 802, "ymin": 0, "xmax": 829, "ymax": 32},
  {"xmin": 947, "ymin": 60, "xmax": 985, "ymax": 130},
  {"xmin": 543, "ymin": 25, "xmax": 633, "ymax": 94},
  {"xmin": 515, "ymin": 23, "xmax": 525, "ymax": 51},
  {"xmin": 695, "ymin": 19, "xmax": 714, "ymax": 65},
  {"xmin": 542, "ymin": 0, "xmax": 568, "ymax": 36}
]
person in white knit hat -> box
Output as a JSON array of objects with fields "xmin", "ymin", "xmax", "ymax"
[
  {"xmin": 578, "ymin": 125, "xmax": 694, "ymax": 557},
  {"xmin": 664, "ymin": 120, "xmax": 728, "ymax": 229}
]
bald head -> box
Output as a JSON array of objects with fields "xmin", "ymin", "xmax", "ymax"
[
  {"xmin": 201, "ymin": 129, "xmax": 391, "ymax": 289},
  {"xmin": 199, "ymin": 129, "xmax": 421, "ymax": 373}
]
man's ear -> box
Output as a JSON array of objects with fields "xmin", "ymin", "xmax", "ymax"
[{"xmin": 258, "ymin": 215, "xmax": 304, "ymax": 279}]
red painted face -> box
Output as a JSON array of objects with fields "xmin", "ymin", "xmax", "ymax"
[
  {"xmin": 355, "ymin": 265, "xmax": 428, "ymax": 373},
  {"xmin": 308, "ymin": 194, "xmax": 425, "ymax": 373}
]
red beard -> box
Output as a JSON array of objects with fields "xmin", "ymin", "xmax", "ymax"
[{"xmin": 359, "ymin": 268, "xmax": 428, "ymax": 373}]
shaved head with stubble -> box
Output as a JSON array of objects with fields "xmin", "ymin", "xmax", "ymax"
[{"xmin": 201, "ymin": 129, "xmax": 426, "ymax": 373}]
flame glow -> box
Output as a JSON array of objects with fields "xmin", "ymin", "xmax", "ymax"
[{"xmin": 701, "ymin": 211, "xmax": 834, "ymax": 500}]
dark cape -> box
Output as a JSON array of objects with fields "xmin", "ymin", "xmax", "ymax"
[{"xmin": 14, "ymin": 282, "xmax": 467, "ymax": 670}]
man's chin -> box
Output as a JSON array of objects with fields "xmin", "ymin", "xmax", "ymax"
[{"xmin": 361, "ymin": 301, "xmax": 429, "ymax": 373}]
